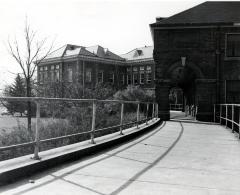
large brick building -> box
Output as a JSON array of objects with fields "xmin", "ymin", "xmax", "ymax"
[
  {"xmin": 38, "ymin": 44, "xmax": 155, "ymax": 97},
  {"xmin": 150, "ymin": 1, "xmax": 240, "ymax": 121}
]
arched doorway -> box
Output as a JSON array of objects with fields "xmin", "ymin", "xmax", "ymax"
[
  {"xmin": 155, "ymin": 60, "xmax": 204, "ymax": 120},
  {"xmin": 167, "ymin": 61, "xmax": 202, "ymax": 119}
]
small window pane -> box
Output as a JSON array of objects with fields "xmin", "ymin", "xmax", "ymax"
[
  {"xmin": 133, "ymin": 67, "xmax": 138, "ymax": 72},
  {"xmin": 226, "ymin": 34, "xmax": 240, "ymax": 57},
  {"xmin": 146, "ymin": 66, "xmax": 151, "ymax": 71}
]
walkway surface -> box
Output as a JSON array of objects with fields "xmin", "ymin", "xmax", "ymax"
[
  {"xmin": 170, "ymin": 110, "xmax": 195, "ymax": 121},
  {"xmin": 1, "ymin": 121, "xmax": 240, "ymax": 195}
]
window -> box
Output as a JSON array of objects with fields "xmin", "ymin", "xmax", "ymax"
[
  {"xmin": 86, "ymin": 68, "xmax": 92, "ymax": 83},
  {"xmin": 226, "ymin": 34, "xmax": 240, "ymax": 57},
  {"xmin": 127, "ymin": 74, "xmax": 131, "ymax": 85},
  {"xmin": 120, "ymin": 74, "xmax": 124, "ymax": 84},
  {"xmin": 50, "ymin": 71, "xmax": 54, "ymax": 81},
  {"xmin": 44, "ymin": 71, "xmax": 48, "ymax": 82},
  {"xmin": 133, "ymin": 66, "xmax": 138, "ymax": 85},
  {"xmin": 140, "ymin": 66, "xmax": 145, "ymax": 84},
  {"xmin": 98, "ymin": 71, "xmax": 103, "ymax": 83},
  {"xmin": 109, "ymin": 72, "xmax": 114, "ymax": 83},
  {"xmin": 127, "ymin": 67, "xmax": 132, "ymax": 85},
  {"xmin": 133, "ymin": 73, "xmax": 138, "ymax": 85},
  {"xmin": 146, "ymin": 66, "xmax": 151, "ymax": 71},
  {"xmin": 67, "ymin": 65, "xmax": 73, "ymax": 82},
  {"xmin": 146, "ymin": 66, "xmax": 152, "ymax": 84},
  {"xmin": 39, "ymin": 72, "xmax": 44, "ymax": 84},
  {"xmin": 54, "ymin": 69, "xmax": 60, "ymax": 81}
]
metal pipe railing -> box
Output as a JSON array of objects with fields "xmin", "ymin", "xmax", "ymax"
[
  {"xmin": 0, "ymin": 97, "xmax": 158, "ymax": 160},
  {"xmin": 214, "ymin": 104, "xmax": 240, "ymax": 139},
  {"xmin": 170, "ymin": 104, "xmax": 183, "ymax": 111}
]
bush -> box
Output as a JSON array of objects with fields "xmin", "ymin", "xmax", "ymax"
[{"xmin": 0, "ymin": 85, "xmax": 153, "ymax": 161}]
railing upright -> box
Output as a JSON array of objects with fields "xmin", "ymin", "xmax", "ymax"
[
  {"xmin": 214, "ymin": 104, "xmax": 216, "ymax": 123},
  {"xmin": 33, "ymin": 101, "xmax": 41, "ymax": 160},
  {"xmin": 0, "ymin": 97, "xmax": 159, "ymax": 161},
  {"xmin": 90, "ymin": 100, "xmax": 96, "ymax": 144},
  {"xmin": 232, "ymin": 105, "xmax": 234, "ymax": 133},
  {"xmin": 220, "ymin": 105, "xmax": 222, "ymax": 124},
  {"xmin": 146, "ymin": 103, "xmax": 149, "ymax": 125},
  {"xmin": 239, "ymin": 107, "xmax": 240, "ymax": 139},
  {"xmin": 226, "ymin": 105, "xmax": 228, "ymax": 128},
  {"xmin": 136, "ymin": 103, "xmax": 140, "ymax": 129},
  {"xmin": 120, "ymin": 103, "xmax": 124, "ymax": 135},
  {"xmin": 152, "ymin": 103, "xmax": 155, "ymax": 119},
  {"xmin": 156, "ymin": 103, "xmax": 158, "ymax": 118}
]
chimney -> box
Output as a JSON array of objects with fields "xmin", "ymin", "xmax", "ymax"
[{"xmin": 156, "ymin": 17, "xmax": 166, "ymax": 22}]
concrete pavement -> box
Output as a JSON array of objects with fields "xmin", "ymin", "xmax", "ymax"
[{"xmin": 1, "ymin": 121, "xmax": 240, "ymax": 195}]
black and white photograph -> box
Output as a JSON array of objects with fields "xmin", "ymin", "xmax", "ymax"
[{"xmin": 0, "ymin": 0, "xmax": 240, "ymax": 194}]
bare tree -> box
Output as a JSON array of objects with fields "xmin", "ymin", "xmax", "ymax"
[{"xmin": 7, "ymin": 20, "xmax": 54, "ymax": 132}]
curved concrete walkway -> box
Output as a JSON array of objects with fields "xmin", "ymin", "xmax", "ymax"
[{"xmin": 1, "ymin": 121, "xmax": 240, "ymax": 195}]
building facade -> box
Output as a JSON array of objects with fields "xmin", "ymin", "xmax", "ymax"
[
  {"xmin": 150, "ymin": 1, "xmax": 240, "ymax": 121},
  {"xmin": 38, "ymin": 44, "xmax": 155, "ymax": 97}
]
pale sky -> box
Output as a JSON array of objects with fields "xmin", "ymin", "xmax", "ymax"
[{"xmin": 0, "ymin": 0, "xmax": 207, "ymax": 92}]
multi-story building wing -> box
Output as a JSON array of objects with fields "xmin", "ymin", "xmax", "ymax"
[
  {"xmin": 38, "ymin": 44, "xmax": 155, "ymax": 97},
  {"xmin": 121, "ymin": 46, "xmax": 155, "ymax": 92}
]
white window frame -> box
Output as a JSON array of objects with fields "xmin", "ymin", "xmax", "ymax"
[
  {"xmin": 86, "ymin": 68, "xmax": 92, "ymax": 83},
  {"xmin": 67, "ymin": 65, "xmax": 73, "ymax": 82}
]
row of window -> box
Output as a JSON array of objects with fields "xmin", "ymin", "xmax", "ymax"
[
  {"xmin": 39, "ymin": 65, "xmax": 152, "ymax": 85},
  {"xmin": 39, "ymin": 65, "xmax": 60, "ymax": 83}
]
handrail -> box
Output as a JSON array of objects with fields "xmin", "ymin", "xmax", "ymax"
[
  {"xmin": 0, "ymin": 97, "xmax": 159, "ymax": 160},
  {"xmin": 214, "ymin": 104, "xmax": 240, "ymax": 139},
  {"xmin": 0, "ymin": 97, "xmax": 154, "ymax": 105}
]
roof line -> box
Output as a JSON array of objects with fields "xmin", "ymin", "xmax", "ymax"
[
  {"xmin": 121, "ymin": 46, "xmax": 153, "ymax": 56},
  {"xmin": 157, "ymin": 1, "xmax": 204, "ymax": 24}
]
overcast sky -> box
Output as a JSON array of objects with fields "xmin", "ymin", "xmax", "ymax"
[{"xmin": 0, "ymin": 0, "xmax": 207, "ymax": 92}]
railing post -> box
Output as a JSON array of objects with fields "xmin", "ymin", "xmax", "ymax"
[
  {"xmin": 226, "ymin": 105, "xmax": 228, "ymax": 128},
  {"xmin": 120, "ymin": 103, "xmax": 124, "ymax": 135},
  {"xmin": 232, "ymin": 105, "xmax": 234, "ymax": 133},
  {"xmin": 152, "ymin": 103, "xmax": 155, "ymax": 119},
  {"xmin": 137, "ymin": 102, "xmax": 140, "ymax": 128},
  {"xmin": 146, "ymin": 103, "xmax": 149, "ymax": 125},
  {"xmin": 220, "ymin": 105, "xmax": 222, "ymax": 124},
  {"xmin": 90, "ymin": 100, "xmax": 96, "ymax": 144},
  {"xmin": 156, "ymin": 103, "xmax": 158, "ymax": 118},
  {"xmin": 239, "ymin": 106, "xmax": 240, "ymax": 139},
  {"xmin": 33, "ymin": 101, "xmax": 41, "ymax": 160},
  {"xmin": 214, "ymin": 104, "xmax": 216, "ymax": 123}
]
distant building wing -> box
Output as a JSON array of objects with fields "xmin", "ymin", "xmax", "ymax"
[{"xmin": 121, "ymin": 46, "xmax": 153, "ymax": 61}]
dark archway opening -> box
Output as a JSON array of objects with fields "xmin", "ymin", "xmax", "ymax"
[{"xmin": 168, "ymin": 64, "xmax": 199, "ymax": 120}]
